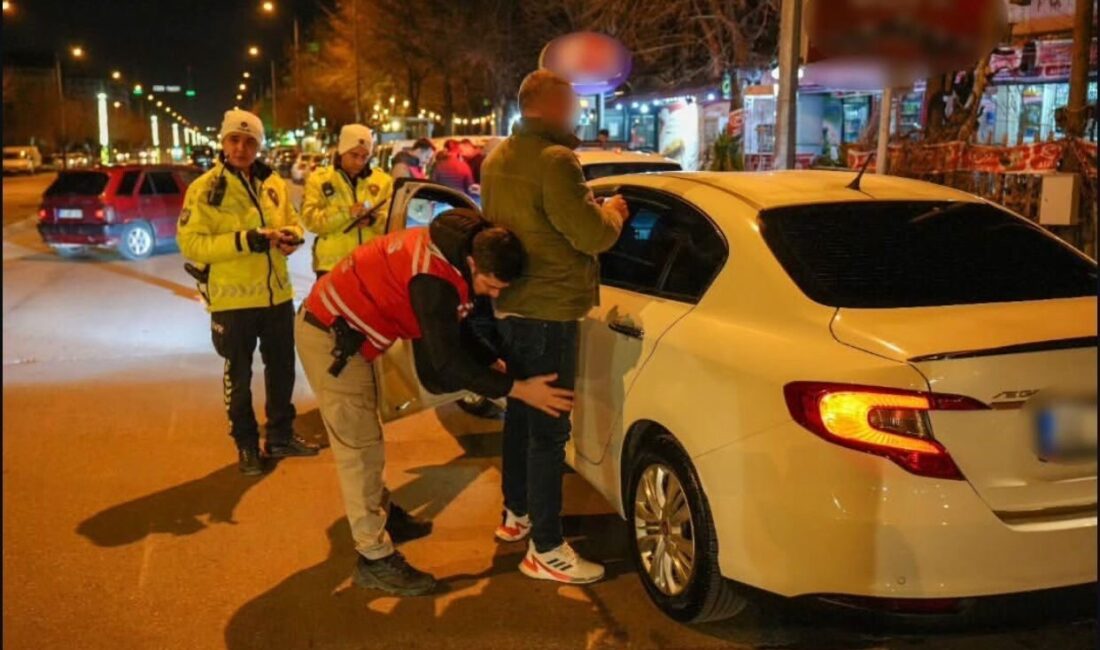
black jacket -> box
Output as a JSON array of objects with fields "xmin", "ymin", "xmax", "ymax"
[{"xmin": 408, "ymin": 209, "xmax": 511, "ymax": 399}]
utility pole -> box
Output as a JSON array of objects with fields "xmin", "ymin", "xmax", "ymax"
[
  {"xmin": 1066, "ymin": 0, "xmax": 1095, "ymax": 138},
  {"xmin": 270, "ymin": 59, "xmax": 278, "ymax": 129},
  {"xmin": 54, "ymin": 53, "xmax": 68, "ymax": 169},
  {"xmin": 352, "ymin": 0, "xmax": 362, "ymax": 122},
  {"xmin": 773, "ymin": 0, "xmax": 802, "ymax": 169},
  {"xmin": 293, "ymin": 16, "xmax": 302, "ymax": 128},
  {"xmin": 875, "ymin": 87, "xmax": 894, "ymax": 175}
]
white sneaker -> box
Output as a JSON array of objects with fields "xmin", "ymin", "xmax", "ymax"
[
  {"xmin": 519, "ymin": 540, "xmax": 605, "ymax": 584},
  {"xmin": 494, "ymin": 508, "xmax": 531, "ymax": 543}
]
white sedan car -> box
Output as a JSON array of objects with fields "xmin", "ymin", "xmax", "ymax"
[
  {"xmin": 291, "ymin": 152, "xmax": 329, "ymax": 184},
  {"xmin": 374, "ymin": 171, "xmax": 1098, "ymax": 623}
]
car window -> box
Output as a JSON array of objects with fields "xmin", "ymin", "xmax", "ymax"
[
  {"xmin": 45, "ymin": 172, "xmax": 110, "ymax": 196},
  {"xmin": 598, "ymin": 187, "xmax": 728, "ymax": 303},
  {"xmin": 115, "ymin": 171, "xmax": 141, "ymax": 196},
  {"xmin": 759, "ymin": 201, "xmax": 1098, "ymax": 308},
  {"xmin": 138, "ymin": 174, "xmax": 157, "ymax": 196},
  {"xmin": 583, "ymin": 162, "xmax": 682, "ymax": 181},
  {"xmin": 148, "ymin": 171, "xmax": 180, "ymax": 195}
]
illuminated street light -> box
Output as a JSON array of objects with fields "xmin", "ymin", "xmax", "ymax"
[
  {"xmin": 402, "ymin": 99, "xmax": 409, "ymax": 109},
  {"xmin": 70, "ymin": 46, "xmax": 85, "ymax": 59},
  {"xmin": 236, "ymin": 94, "xmax": 243, "ymax": 101},
  {"xmin": 261, "ymin": 0, "xmax": 274, "ymax": 12},
  {"xmin": 111, "ymin": 70, "xmax": 121, "ymax": 80},
  {"xmin": 150, "ymin": 114, "xmax": 160, "ymax": 147},
  {"xmin": 113, "ymin": 101, "xmax": 121, "ymax": 108},
  {"xmin": 248, "ymin": 45, "xmax": 260, "ymax": 57},
  {"xmin": 239, "ymin": 83, "xmax": 247, "ymax": 91},
  {"xmin": 243, "ymin": 71, "xmax": 251, "ymax": 79},
  {"xmin": 172, "ymin": 122, "xmax": 180, "ymax": 149},
  {"xmin": 96, "ymin": 93, "xmax": 109, "ymax": 157},
  {"xmin": 156, "ymin": 100, "xmax": 163, "ymax": 107},
  {"xmin": 2, "ymin": 2, "xmax": 14, "ymax": 15}
]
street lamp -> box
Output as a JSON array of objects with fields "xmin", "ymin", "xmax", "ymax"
[
  {"xmin": 70, "ymin": 46, "xmax": 84, "ymax": 59},
  {"xmin": 243, "ymin": 71, "xmax": 251, "ymax": 79},
  {"xmin": 111, "ymin": 70, "xmax": 121, "ymax": 80},
  {"xmin": 261, "ymin": 0, "xmax": 274, "ymax": 12},
  {"xmin": 239, "ymin": 83, "xmax": 247, "ymax": 91},
  {"xmin": 97, "ymin": 92, "xmax": 109, "ymax": 163},
  {"xmin": 248, "ymin": 45, "xmax": 260, "ymax": 57},
  {"xmin": 3, "ymin": 1, "xmax": 13, "ymax": 14},
  {"xmin": 54, "ymin": 45, "xmax": 88, "ymax": 169}
]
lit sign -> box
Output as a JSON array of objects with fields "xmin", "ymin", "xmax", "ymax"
[
  {"xmin": 152, "ymin": 85, "xmax": 182, "ymax": 93},
  {"xmin": 539, "ymin": 32, "xmax": 632, "ymax": 96}
]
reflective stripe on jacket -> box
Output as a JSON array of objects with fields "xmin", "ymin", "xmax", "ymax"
[
  {"xmin": 301, "ymin": 164, "xmax": 394, "ymax": 273},
  {"xmin": 303, "ymin": 227, "xmax": 471, "ymax": 362}
]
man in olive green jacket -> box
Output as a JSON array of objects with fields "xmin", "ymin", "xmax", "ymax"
[{"xmin": 480, "ymin": 69, "xmax": 628, "ymax": 585}]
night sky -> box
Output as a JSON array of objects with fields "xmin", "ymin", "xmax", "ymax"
[{"xmin": 3, "ymin": 0, "xmax": 324, "ymax": 128}]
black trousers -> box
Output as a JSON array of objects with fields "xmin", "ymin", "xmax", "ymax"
[{"xmin": 210, "ymin": 301, "xmax": 297, "ymax": 451}]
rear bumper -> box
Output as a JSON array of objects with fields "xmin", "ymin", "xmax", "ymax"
[
  {"xmin": 37, "ymin": 222, "xmax": 126, "ymax": 247},
  {"xmin": 694, "ymin": 421, "xmax": 1097, "ymax": 599}
]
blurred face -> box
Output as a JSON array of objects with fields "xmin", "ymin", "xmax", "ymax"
[
  {"xmin": 340, "ymin": 146, "xmax": 370, "ymax": 176},
  {"xmin": 531, "ymin": 85, "xmax": 577, "ymax": 134},
  {"xmin": 467, "ymin": 256, "xmax": 509, "ymax": 299},
  {"xmin": 414, "ymin": 147, "xmax": 433, "ymax": 166},
  {"xmin": 222, "ymin": 133, "xmax": 260, "ymax": 169}
]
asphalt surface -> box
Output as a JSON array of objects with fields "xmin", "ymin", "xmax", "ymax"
[{"xmin": 2, "ymin": 172, "xmax": 1096, "ymax": 649}]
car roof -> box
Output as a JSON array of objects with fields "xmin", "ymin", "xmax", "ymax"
[
  {"xmin": 575, "ymin": 149, "xmax": 680, "ymax": 167},
  {"xmin": 593, "ymin": 169, "xmax": 981, "ymax": 211}
]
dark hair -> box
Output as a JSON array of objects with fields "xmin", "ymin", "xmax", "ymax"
[
  {"xmin": 471, "ymin": 227, "xmax": 525, "ymax": 282},
  {"xmin": 598, "ymin": 129, "xmax": 610, "ymax": 137},
  {"xmin": 459, "ymin": 138, "xmax": 473, "ymax": 145},
  {"xmin": 412, "ymin": 137, "xmax": 434, "ymax": 151},
  {"xmin": 443, "ymin": 139, "xmax": 460, "ymax": 152}
]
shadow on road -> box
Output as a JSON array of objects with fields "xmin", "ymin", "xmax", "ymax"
[
  {"xmin": 76, "ymin": 461, "xmax": 278, "ymax": 547},
  {"xmin": 223, "ymin": 512, "xmax": 632, "ymax": 650}
]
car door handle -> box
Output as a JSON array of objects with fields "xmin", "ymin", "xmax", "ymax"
[{"xmin": 608, "ymin": 319, "xmax": 644, "ymax": 339}]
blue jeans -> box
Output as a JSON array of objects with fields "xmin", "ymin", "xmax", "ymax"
[{"xmin": 498, "ymin": 317, "xmax": 579, "ymax": 553}]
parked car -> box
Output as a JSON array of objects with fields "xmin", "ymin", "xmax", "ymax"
[
  {"xmin": 271, "ymin": 145, "xmax": 300, "ymax": 178},
  {"xmin": 63, "ymin": 151, "xmax": 91, "ymax": 168},
  {"xmin": 190, "ymin": 145, "xmax": 215, "ymax": 170},
  {"xmin": 372, "ymin": 172, "xmax": 1098, "ymax": 623},
  {"xmin": 37, "ymin": 165, "xmax": 201, "ymax": 260},
  {"xmin": 3, "ymin": 146, "xmax": 43, "ymax": 174},
  {"xmin": 291, "ymin": 152, "xmax": 329, "ymax": 184},
  {"xmin": 574, "ymin": 149, "xmax": 682, "ymax": 180}
]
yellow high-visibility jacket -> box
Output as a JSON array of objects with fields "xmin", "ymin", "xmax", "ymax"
[
  {"xmin": 176, "ymin": 159, "xmax": 303, "ymax": 312},
  {"xmin": 301, "ymin": 164, "xmax": 394, "ymax": 273}
]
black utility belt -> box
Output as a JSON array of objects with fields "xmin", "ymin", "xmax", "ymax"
[{"xmin": 303, "ymin": 309, "xmax": 331, "ymax": 333}]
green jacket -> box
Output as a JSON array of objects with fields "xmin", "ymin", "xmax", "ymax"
[
  {"xmin": 481, "ymin": 118, "xmax": 623, "ymax": 321},
  {"xmin": 177, "ymin": 159, "xmax": 302, "ymax": 313}
]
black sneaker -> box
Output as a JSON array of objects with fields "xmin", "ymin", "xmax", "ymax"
[
  {"xmin": 238, "ymin": 448, "xmax": 264, "ymax": 476},
  {"xmin": 353, "ymin": 552, "xmax": 436, "ymax": 596},
  {"xmin": 265, "ymin": 435, "xmax": 320, "ymax": 458},
  {"xmin": 387, "ymin": 503, "xmax": 433, "ymax": 543}
]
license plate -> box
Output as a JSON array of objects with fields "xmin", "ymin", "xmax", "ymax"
[
  {"xmin": 57, "ymin": 209, "xmax": 83, "ymax": 219},
  {"xmin": 1036, "ymin": 401, "xmax": 1098, "ymax": 463}
]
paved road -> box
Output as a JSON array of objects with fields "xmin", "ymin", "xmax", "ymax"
[
  {"xmin": 2, "ymin": 172, "xmax": 56, "ymax": 225},
  {"xmin": 2, "ymin": 173, "xmax": 1095, "ymax": 649}
]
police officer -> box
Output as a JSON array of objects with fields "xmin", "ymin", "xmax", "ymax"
[
  {"xmin": 301, "ymin": 124, "xmax": 394, "ymax": 278},
  {"xmin": 178, "ymin": 109, "xmax": 320, "ymax": 476},
  {"xmin": 295, "ymin": 209, "xmax": 572, "ymax": 596}
]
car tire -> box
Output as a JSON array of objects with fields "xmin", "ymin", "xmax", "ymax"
[
  {"xmin": 455, "ymin": 394, "xmax": 502, "ymax": 419},
  {"xmin": 628, "ymin": 435, "xmax": 747, "ymax": 623},
  {"xmin": 118, "ymin": 221, "xmax": 155, "ymax": 260}
]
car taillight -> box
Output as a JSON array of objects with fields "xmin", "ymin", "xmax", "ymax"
[
  {"xmin": 783, "ymin": 382, "xmax": 989, "ymax": 480},
  {"xmin": 38, "ymin": 208, "xmax": 48, "ymax": 220},
  {"xmin": 94, "ymin": 208, "xmax": 106, "ymax": 220}
]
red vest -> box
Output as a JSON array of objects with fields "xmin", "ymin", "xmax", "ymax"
[{"xmin": 304, "ymin": 227, "xmax": 473, "ymax": 361}]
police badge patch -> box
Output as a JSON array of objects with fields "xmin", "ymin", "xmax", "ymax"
[
  {"xmin": 369, "ymin": 184, "xmax": 380, "ymax": 195},
  {"xmin": 179, "ymin": 208, "xmax": 192, "ymax": 226},
  {"xmin": 266, "ymin": 187, "xmax": 280, "ymax": 207},
  {"xmin": 322, "ymin": 182, "xmax": 335, "ymax": 197}
]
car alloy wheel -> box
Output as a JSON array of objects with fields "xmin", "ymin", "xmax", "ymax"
[
  {"xmin": 634, "ymin": 463, "xmax": 696, "ymax": 596},
  {"xmin": 119, "ymin": 221, "xmax": 155, "ymax": 260}
]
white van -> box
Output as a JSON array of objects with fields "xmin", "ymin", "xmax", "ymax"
[{"xmin": 3, "ymin": 146, "xmax": 43, "ymax": 175}]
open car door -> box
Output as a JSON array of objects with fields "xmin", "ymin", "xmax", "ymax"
[{"xmin": 375, "ymin": 179, "xmax": 481, "ymax": 422}]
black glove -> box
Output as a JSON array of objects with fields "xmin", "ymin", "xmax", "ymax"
[{"xmin": 245, "ymin": 229, "xmax": 271, "ymax": 253}]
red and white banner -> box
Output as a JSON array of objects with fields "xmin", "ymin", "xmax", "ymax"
[{"xmin": 846, "ymin": 139, "xmax": 1088, "ymax": 175}]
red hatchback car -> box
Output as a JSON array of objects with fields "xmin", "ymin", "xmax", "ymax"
[{"xmin": 37, "ymin": 165, "xmax": 201, "ymax": 260}]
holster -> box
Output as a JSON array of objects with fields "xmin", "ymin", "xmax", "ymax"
[
  {"xmin": 184, "ymin": 262, "xmax": 211, "ymax": 306},
  {"xmin": 328, "ymin": 317, "xmax": 366, "ymax": 377}
]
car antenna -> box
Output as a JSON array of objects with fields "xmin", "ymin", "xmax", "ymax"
[{"xmin": 846, "ymin": 153, "xmax": 876, "ymax": 191}]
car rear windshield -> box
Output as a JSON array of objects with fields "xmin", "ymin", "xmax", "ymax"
[
  {"xmin": 759, "ymin": 201, "xmax": 1098, "ymax": 308},
  {"xmin": 583, "ymin": 162, "xmax": 681, "ymax": 180},
  {"xmin": 4, "ymin": 151, "xmax": 26, "ymax": 160},
  {"xmin": 44, "ymin": 172, "xmax": 110, "ymax": 197}
]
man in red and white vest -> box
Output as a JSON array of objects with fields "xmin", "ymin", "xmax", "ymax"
[{"xmin": 295, "ymin": 208, "xmax": 573, "ymax": 596}]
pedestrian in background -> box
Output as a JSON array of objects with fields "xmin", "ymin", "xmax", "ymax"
[
  {"xmin": 301, "ymin": 124, "xmax": 394, "ymax": 279},
  {"xmin": 481, "ymin": 69, "xmax": 629, "ymax": 584},
  {"xmin": 430, "ymin": 139, "xmax": 475, "ymax": 196},
  {"xmin": 390, "ymin": 138, "xmax": 434, "ymax": 180},
  {"xmin": 177, "ymin": 109, "xmax": 320, "ymax": 475}
]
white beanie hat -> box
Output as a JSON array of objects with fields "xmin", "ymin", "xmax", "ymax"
[
  {"xmin": 220, "ymin": 109, "xmax": 265, "ymax": 146},
  {"xmin": 337, "ymin": 124, "xmax": 374, "ymax": 155}
]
